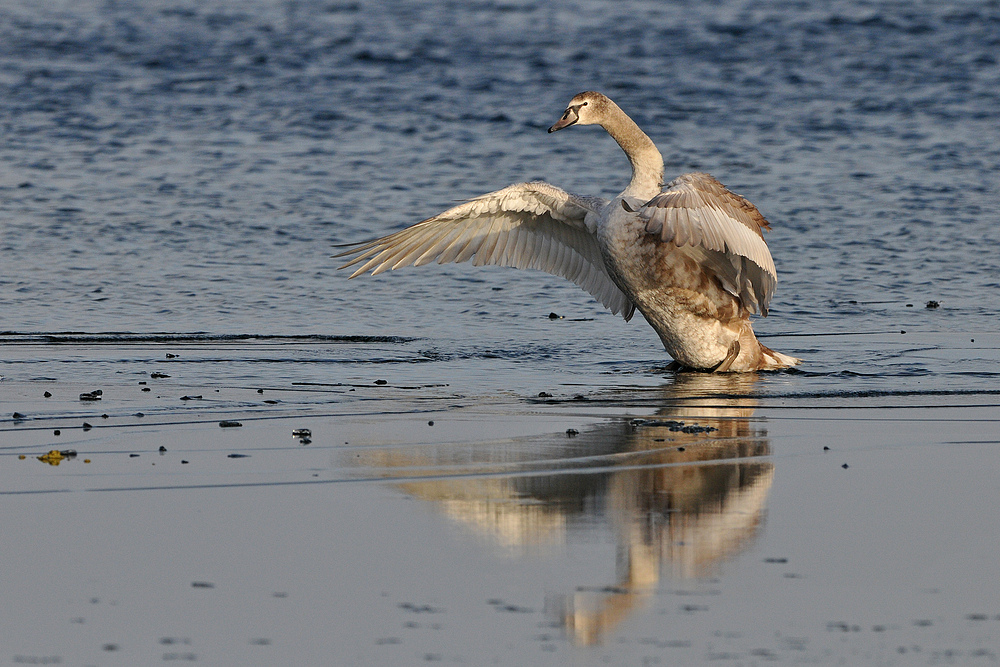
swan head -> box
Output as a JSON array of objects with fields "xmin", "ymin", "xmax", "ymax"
[{"xmin": 548, "ymin": 91, "xmax": 611, "ymax": 133}]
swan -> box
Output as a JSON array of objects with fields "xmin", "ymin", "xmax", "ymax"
[{"xmin": 336, "ymin": 91, "xmax": 799, "ymax": 372}]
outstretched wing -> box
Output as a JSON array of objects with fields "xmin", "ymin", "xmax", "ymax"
[
  {"xmin": 335, "ymin": 181, "xmax": 635, "ymax": 320},
  {"xmin": 628, "ymin": 172, "xmax": 777, "ymax": 316}
]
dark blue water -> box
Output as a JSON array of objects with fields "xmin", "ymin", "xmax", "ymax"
[{"xmin": 2, "ymin": 0, "xmax": 999, "ymax": 394}]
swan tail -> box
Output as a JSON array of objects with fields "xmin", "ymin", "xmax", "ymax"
[{"xmin": 758, "ymin": 344, "xmax": 801, "ymax": 370}]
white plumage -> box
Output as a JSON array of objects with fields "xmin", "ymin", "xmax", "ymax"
[
  {"xmin": 336, "ymin": 92, "xmax": 799, "ymax": 372},
  {"xmin": 338, "ymin": 181, "xmax": 635, "ymax": 319}
]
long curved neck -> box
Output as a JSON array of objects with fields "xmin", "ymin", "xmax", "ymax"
[{"xmin": 599, "ymin": 102, "xmax": 664, "ymax": 200}]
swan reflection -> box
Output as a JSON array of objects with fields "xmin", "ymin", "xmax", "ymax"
[{"xmin": 352, "ymin": 373, "xmax": 772, "ymax": 644}]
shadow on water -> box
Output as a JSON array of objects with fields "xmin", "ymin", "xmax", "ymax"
[{"xmin": 354, "ymin": 373, "xmax": 772, "ymax": 645}]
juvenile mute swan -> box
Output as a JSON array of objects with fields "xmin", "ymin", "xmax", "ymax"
[{"xmin": 336, "ymin": 91, "xmax": 799, "ymax": 372}]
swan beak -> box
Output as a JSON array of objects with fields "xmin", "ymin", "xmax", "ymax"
[{"xmin": 548, "ymin": 110, "xmax": 577, "ymax": 133}]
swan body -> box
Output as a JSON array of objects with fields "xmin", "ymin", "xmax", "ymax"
[{"xmin": 337, "ymin": 91, "xmax": 799, "ymax": 372}]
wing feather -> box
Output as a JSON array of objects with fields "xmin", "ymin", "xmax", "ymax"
[
  {"xmin": 335, "ymin": 182, "xmax": 635, "ymax": 319},
  {"xmin": 634, "ymin": 172, "xmax": 778, "ymax": 315},
  {"xmin": 452, "ymin": 227, "xmax": 482, "ymax": 264},
  {"xmin": 436, "ymin": 221, "xmax": 474, "ymax": 265},
  {"xmin": 390, "ymin": 229, "xmax": 439, "ymax": 269}
]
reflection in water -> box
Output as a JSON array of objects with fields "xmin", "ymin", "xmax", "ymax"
[{"xmin": 353, "ymin": 373, "xmax": 772, "ymax": 644}]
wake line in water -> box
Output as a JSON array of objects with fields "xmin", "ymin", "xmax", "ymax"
[
  {"xmin": 0, "ymin": 332, "xmax": 415, "ymax": 345},
  {"xmin": 0, "ymin": 450, "xmax": 772, "ymax": 496},
  {"xmin": 531, "ymin": 387, "xmax": 1000, "ymax": 406}
]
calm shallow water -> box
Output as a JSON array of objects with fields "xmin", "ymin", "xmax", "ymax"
[{"xmin": 1, "ymin": 0, "xmax": 1000, "ymax": 664}]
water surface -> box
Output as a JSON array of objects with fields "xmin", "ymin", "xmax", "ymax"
[{"xmin": 1, "ymin": 0, "xmax": 999, "ymax": 664}]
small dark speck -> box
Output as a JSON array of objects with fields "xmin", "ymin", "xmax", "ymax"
[
  {"xmin": 82, "ymin": 422, "xmax": 93, "ymax": 430},
  {"xmin": 191, "ymin": 581, "xmax": 215, "ymax": 588},
  {"xmin": 847, "ymin": 300, "xmax": 857, "ymax": 304},
  {"xmin": 129, "ymin": 453, "xmax": 139, "ymax": 458},
  {"xmin": 572, "ymin": 394, "xmax": 587, "ymax": 401},
  {"xmin": 160, "ymin": 637, "xmax": 190, "ymax": 645},
  {"xmin": 264, "ymin": 399, "xmax": 278, "ymax": 404},
  {"xmin": 842, "ymin": 463, "xmax": 849, "ymax": 469},
  {"xmin": 102, "ymin": 643, "xmax": 120, "ymax": 651},
  {"xmin": 159, "ymin": 446, "xmax": 167, "ymax": 452},
  {"xmin": 375, "ymin": 379, "xmax": 387, "ymax": 385},
  {"xmin": 181, "ymin": 460, "xmax": 189, "ymax": 464},
  {"xmin": 54, "ymin": 429, "xmax": 61, "ymax": 436},
  {"xmin": 971, "ymin": 339, "xmax": 975, "ymax": 342},
  {"xmin": 491, "ymin": 287, "xmax": 503, "ymax": 291},
  {"xmin": 914, "ymin": 619, "xmax": 933, "ymax": 627},
  {"xmin": 398, "ymin": 602, "xmax": 443, "ymax": 613},
  {"xmin": 12, "ymin": 412, "xmax": 25, "ymax": 419},
  {"xmin": 906, "ymin": 303, "xmax": 913, "ymax": 307},
  {"xmin": 548, "ymin": 312, "xmax": 562, "ymax": 319},
  {"xmin": 538, "ymin": 391, "xmax": 552, "ymax": 397},
  {"xmin": 249, "ymin": 638, "xmax": 271, "ymax": 646},
  {"xmin": 823, "ymin": 446, "xmax": 830, "ymax": 451},
  {"xmin": 677, "ymin": 446, "xmax": 685, "ymax": 452},
  {"xmin": 165, "ymin": 353, "xmax": 177, "ymax": 358},
  {"xmin": 764, "ymin": 557, "xmax": 788, "ymax": 563},
  {"xmin": 900, "ymin": 330, "xmax": 906, "ymax": 334},
  {"xmin": 498, "ymin": 604, "xmax": 534, "ymax": 613},
  {"xmin": 142, "ymin": 387, "xmax": 151, "ymax": 392},
  {"xmin": 827, "ymin": 622, "xmax": 860, "ymax": 632},
  {"xmin": 566, "ymin": 428, "xmax": 579, "ymax": 436},
  {"xmin": 219, "ymin": 420, "xmax": 242, "ymax": 428},
  {"xmin": 257, "ymin": 388, "xmax": 264, "ymax": 394},
  {"xmin": 227, "ymin": 453, "xmax": 249, "ymax": 458},
  {"xmin": 427, "ymin": 420, "xmax": 434, "ymax": 426},
  {"xmin": 925, "ymin": 300, "xmax": 939, "ymax": 309},
  {"xmin": 43, "ymin": 391, "xmax": 52, "ymax": 398},
  {"xmin": 134, "ymin": 412, "xmax": 145, "ymax": 417}
]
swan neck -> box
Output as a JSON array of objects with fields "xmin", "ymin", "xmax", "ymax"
[{"xmin": 600, "ymin": 104, "xmax": 664, "ymax": 199}]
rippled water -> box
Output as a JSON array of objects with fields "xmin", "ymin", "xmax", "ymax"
[
  {"xmin": 3, "ymin": 0, "xmax": 999, "ymax": 384},
  {"xmin": 2, "ymin": 0, "xmax": 1000, "ymax": 664}
]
